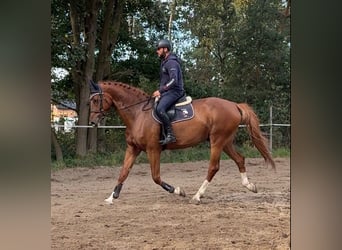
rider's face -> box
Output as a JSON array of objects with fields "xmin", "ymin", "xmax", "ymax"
[{"xmin": 156, "ymin": 47, "xmax": 167, "ymax": 59}]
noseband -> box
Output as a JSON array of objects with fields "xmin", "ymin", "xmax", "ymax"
[{"xmin": 89, "ymin": 90, "xmax": 107, "ymax": 116}]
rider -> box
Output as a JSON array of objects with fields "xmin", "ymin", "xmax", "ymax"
[{"xmin": 152, "ymin": 39, "xmax": 185, "ymax": 145}]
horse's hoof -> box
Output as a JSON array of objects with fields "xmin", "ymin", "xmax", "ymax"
[
  {"xmin": 189, "ymin": 197, "xmax": 201, "ymax": 205},
  {"xmin": 174, "ymin": 187, "xmax": 186, "ymax": 197},
  {"xmin": 247, "ymin": 183, "xmax": 257, "ymax": 193},
  {"xmin": 104, "ymin": 197, "xmax": 113, "ymax": 204}
]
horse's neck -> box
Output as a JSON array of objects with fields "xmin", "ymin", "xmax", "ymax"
[
  {"xmin": 115, "ymin": 96, "xmax": 147, "ymax": 129},
  {"xmin": 103, "ymin": 83, "xmax": 149, "ymax": 126},
  {"xmin": 101, "ymin": 82, "xmax": 145, "ymax": 105}
]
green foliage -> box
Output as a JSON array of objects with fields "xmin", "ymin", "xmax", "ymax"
[
  {"xmin": 227, "ymin": 0, "xmax": 290, "ymax": 123},
  {"xmin": 51, "ymin": 140, "xmax": 289, "ymax": 169},
  {"xmin": 111, "ymin": 41, "xmax": 160, "ymax": 85},
  {"xmin": 179, "ymin": 0, "xmax": 290, "ymax": 122},
  {"xmin": 51, "ymin": 130, "xmax": 76, "ymax": 160},
  {"xmin": 179, "ymin": 0, "xmax": 290, "ymax": 144},
  {"xmin": 51, "ymin": 160, "xmax": 67, "ymax": 171},
  {"xmin": 272, "ymin": 147, "xmax": 290, "ymax": 158},
  {"xmin": 184, "ymin": 79, "xmax": 222, "ymax": 98},
  {"xmin": 138, "ymin": 75, "xmax": 158, "ymax": 95}
]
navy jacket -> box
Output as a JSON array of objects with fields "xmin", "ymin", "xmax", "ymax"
[{"xmin": 159, "ymin": 53, "xmax": 184, "ymax": 95}]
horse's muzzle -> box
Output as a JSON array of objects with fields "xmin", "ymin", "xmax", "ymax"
[
  {"xmin": 89, "ymin": 121, "xmax": 97, "ymax": 127},
  {"xmin": 89, "ymin": 112, "xmax": 102, "ymax": 127}
]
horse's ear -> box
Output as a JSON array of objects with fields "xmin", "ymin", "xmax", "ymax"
[{"xmin": 89, "ymin": 79, "xmax": 100, "ymax": 93}]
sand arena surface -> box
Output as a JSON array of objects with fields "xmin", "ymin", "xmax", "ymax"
[{"xmin": 51, "ymin": 157, "xmax": 290, "ymax": 249}]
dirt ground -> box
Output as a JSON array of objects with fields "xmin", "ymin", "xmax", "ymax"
[{"xmin": 51, "ymin": 157, "xmax": 290, "ymax": 250}]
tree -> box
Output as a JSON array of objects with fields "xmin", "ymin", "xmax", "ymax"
[
  {"xmin": 51, "ymin": 0, "xmax": 168, "ymax": 157},
  {"xmin": 68, "ymin": 0, "xmax": 101, "ymax": 157},
  {"xmin": 179, "ymin": 0, "xmax": 238, "ymax": 97},
  {"xmin": 88, "ymin": 0, "xmax": 124, "ymax": 153},
  {"xmin": 227, "ymin": 0, "xmax": 290, "ymax": 123},
  {"xmin": 180, "ymin": 0, "xmax": 290, "ymax": 123}
]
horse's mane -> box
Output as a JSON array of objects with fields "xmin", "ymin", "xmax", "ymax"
[{"xmin": 98, "ymin": 81, "xmax": 150, "ymax": 98}]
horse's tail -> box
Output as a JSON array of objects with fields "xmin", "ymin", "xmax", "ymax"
[{"xmin": 237, "ymin": 103, "xmax": 276, "ymax": 170}]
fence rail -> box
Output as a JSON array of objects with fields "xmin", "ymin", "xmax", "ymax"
[
  {"xmin": 51, "ymin": 125, "xmax": 127, "ymax": 128},
  {"xmin": 51, "ymin": 123, "xmax": 290, "ymax": 152},
  {"xmin": 51, "ymin": 106, "xmax": 290, "ymax": 151},
  {"xmin": 51, "ymin": 124, "xmax": 290, "ymax": 128}
]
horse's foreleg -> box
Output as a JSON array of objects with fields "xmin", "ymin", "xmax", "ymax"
[
  {"xmin": 191, "ymin": 146, "xmax": 221, "ymax": 204},
  {"xmin": 105, "ymin": 145, "xmax": 141, "ymax": 204},
  {"xmin": 147, "ymin": 149, "xmax": 186, "ymax": 197},
  {"xmin": 223, "ymin": 143, "xmax": 257, "ymax": 193}
]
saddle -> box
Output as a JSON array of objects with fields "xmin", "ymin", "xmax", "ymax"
[{"xmin": 152, "ymin": 94, "xmax": 194, "ymax": 124}]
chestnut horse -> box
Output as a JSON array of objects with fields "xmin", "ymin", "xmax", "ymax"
[{"xmin": 89, "ymin": 80, "xmax": 275, "ymax": 204}]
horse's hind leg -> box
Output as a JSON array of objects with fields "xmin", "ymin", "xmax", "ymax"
[
  {"xmin": 223, "ymin": 142, "xmax": 257, "ymax": 193},
  {"xmin": 191, "ymin": 145, "xmax": 222, "ymax": 204}
]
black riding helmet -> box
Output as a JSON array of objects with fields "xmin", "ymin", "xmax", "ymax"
[{"xmin": 157, "ymin": 39, "xmax": 172, "ymax": 51}]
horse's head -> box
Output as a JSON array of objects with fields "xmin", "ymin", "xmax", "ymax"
[{"xmin": 88, "ymin": 81, "xmax": 113, "ymax": 126}]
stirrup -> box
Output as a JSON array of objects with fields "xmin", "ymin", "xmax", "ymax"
[{"xmin": 159, "ymin": 135, "xmax": 176, "ymax": 145}]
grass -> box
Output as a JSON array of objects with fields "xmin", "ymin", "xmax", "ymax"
[{"xmin": 51, "ymin": 144, "xmax": 290, "ymax": 170}]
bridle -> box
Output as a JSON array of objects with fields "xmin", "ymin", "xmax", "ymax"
[{"xmin": 89, "ymin": 89, "xmax": 107, "ymax": 115}]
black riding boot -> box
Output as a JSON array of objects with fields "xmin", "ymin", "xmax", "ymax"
[{"xmin": 158, "ymin": 112, "xmax": 176, "ymax": 145}]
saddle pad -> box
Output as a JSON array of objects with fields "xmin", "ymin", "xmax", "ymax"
[{"xmin": 152, "ymin": 103, "xmax": 195, "ymax": 124}]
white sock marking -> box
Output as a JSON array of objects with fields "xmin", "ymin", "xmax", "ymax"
[
  {"xmin": 104, "ymin": 192, "xmax": 114, "ymax": 204},
  {"xmin": 241, "ymin": 172, "xmax": 249, "ymax": 186},
  {"xmin": 193, "ymin": 180, "xmax": 210, "ymax": 201}
]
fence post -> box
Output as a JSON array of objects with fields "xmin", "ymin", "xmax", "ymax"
[{"xmin": 269, "ymin": 105, "xmax": 273, "ymax": 152}]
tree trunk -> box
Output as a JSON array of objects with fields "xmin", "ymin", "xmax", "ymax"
[
  {"xmin": 92, "ymin": 0, "xmax": 124, "ymax": 154},
  {"xmin": 97, "ymin": 119, "xmax": 107, "ymax": 153},
  {"xmin": 69, "ymin": 0, "xmax": 100, "ymax": 157},
  {"xmin": 76, "ymin": 82, "xmax": 91, "ymax": 156},
  {"xmin": 168, "ymin": 0, "xmax": 177, "ymax": 41},
  {"xmin": 69, "ymin": 0, "xmax": 123, "ymax": 155},
  {"xmin": 84, "ymin": 0, "xmax": 101, "ymax": 155},
  {"xmin": 51, "ymin": 128, "xmax": 63, "ymax": 161},
  {"xmin": 96, "ymin": 0, "xmax": 123, "ymax": 81},
  {"xmin": 96, "ymin": 0, "xmax": 115, "ymax": 81},
  {"xmin": 89, "ymin": 0, "xmax": 115, "ymax": 154}
]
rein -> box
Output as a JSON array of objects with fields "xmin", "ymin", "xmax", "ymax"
[
  {"xmin": 90, "ymin": 92, "xmax": 154, "ymax": 116},
  {"xmin": 118, "ymin": 96, "xmax": 154, "ymax": 111}
]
